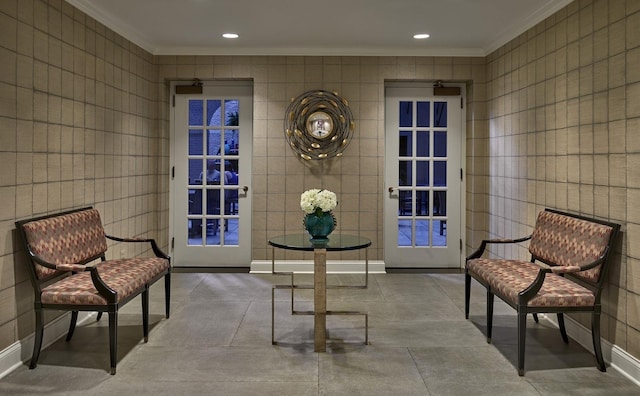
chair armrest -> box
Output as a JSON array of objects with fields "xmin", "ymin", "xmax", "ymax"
[
  {"xmin": 466, "ymin": 235, "xmax": 532, "ymax": 261},
  {"xmin": 106, "ymin": 234, "xmax": 171, "ymax": 261},
  {"xmin": 55, "ymin": 262, "xmax": 97, "ymax": 272},
  {"xmin": 533, "ymin": 261, "xmax": 581, "ymax": 274}
]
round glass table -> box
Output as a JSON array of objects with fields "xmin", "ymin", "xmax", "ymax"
[
  {"xmin": 268, "ymin": 233, "xmax": 371, "ymax": 251},
  {"xmin": 269, "ymin": 233, "xmax": 371, "ymax": 352}
]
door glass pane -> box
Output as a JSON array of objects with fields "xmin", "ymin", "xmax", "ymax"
[
  {"xmin": 189, "ymin": 189, "xmax": 202, "ymax": 215},
  {"xmin": 398, "ymin": 190, "xmax": 412, "ymax": 216},
  {"xmin": 399, "ymin": 131, "xmax": 412, "ymax": 156},
  {"xmin": 433, "ymin": 220, "xmax": 447, "ymax": 246},
  {"xmin": 415, "ymin": 220, "xmax": 429, "ymax": 246},
  {"xmin": 207, "ymin": 129, "xmax": 221, "ymax": 156},
  {"xmin": 416, "ymin": 101, "xmax": 430, "ymax": 127},
  {"xmin": 189, "ymin": 130, "xmax": 203, "ymax": 155},
  {"xmin": 416, "ymin": 161, "xmax": 429, "ymax": 186},
  {"xmin": 399, "ymin": 161, "xmax": 412, "ymax": 186},
  {"xmin": 434, "ymin": 131, "xmax": 447, "ymax": 157},
  {"xmin": 434, "ymin": 101, "xmax": 447, "ymax": 127},
  {"xmin": 433, "ymin": 191, "xmax": 447, "ymax": 216},
  {"xmin": 189, "ymin": 159, "xmax": 203, "ymax": 184},
  {"xmin": 224, "ymin": 130, "xmax": 238, "ymax": 155},
  {"xmin": 416, "ymin": 190, "xmax": 429, "ymax": 216},
  {"xmin": 399, "ymin": 101, "xmax": 412, "ymax": 127},
  {"xmin": 225, "ymin": 99, "xmax": 239, "ymax": 126},
  {"xmin": 416, "ymin": 131, "xmax": 429, "ymax": 157},
  {"xmin": 207, "ymin": 100, "xmax": 222, "ymax": 126},
  {"xmin": 434, "ymin": 161, "xmax": 446, "ymax": 186},
  {"xmin": 188, "ymin": 219, "xmax": 202, "ymax": 246},
  {"xmin": 397, "ymin": 219, "xmax": 411, "ymax": 246},
  {"xmin": 189, "ymin": 100, "xmax": 203, "ymax": 126},
  {"xmin": 206, "ymin": 188, "xmax": 221, "ymax": 215}
]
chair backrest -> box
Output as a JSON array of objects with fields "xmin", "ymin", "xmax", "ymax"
[
  {"xmin": 528, "ymin": 209, "xmax": 619, "ymax": 286},
  {"xmin": 16, "ymin": 208, "xmax": 108, "ymax": 282}
]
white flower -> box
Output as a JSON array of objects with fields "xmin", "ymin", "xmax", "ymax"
[{"xmin": 300, "ymin": 189, "xmax": 337, "ymax": 215}]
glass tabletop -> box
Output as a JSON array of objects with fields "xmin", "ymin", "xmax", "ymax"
[{"xmin": 269, "ymin": 234, "xmax": 371, "ymax": 251}]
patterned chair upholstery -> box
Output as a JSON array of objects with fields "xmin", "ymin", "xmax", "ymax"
[
  {"xmin": 464, "ymin": 209, "xmax": 620, "ymax": 376},
  {"xmin": 15, "ymin": 207, "xmax": 171, "ymax": 375}
]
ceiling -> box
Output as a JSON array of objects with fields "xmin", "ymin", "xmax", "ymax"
[{"xmin": 66, "ymin": 0, "xmax": 572, "ymax": 57}]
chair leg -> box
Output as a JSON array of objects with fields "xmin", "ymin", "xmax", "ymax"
[
  {"xmin": 30, "ymin": 308, "xmax": 44, "ymax": 369},
  {"xmin": 96, "ymin": 312, "xmax": 103, "ymax": 321},
  {"xmin": 486, "ymin": 290, "xmax": 494, "ymax": 343},
  {"xmin": 142, "ymin": 287, "xmax": 149, "ymax": 342},
  {"xmin": 464, "ymin": 272, "xmax": 471, "ymax": 319},
  {"xmin": 165, "ymin": 273, "xmax": 171, "ymax": 319},
  {"xmin": 517, "ymin": 311, "xmax": 527, "ymax": 376},
  {"xmin": 557, "ymin": 313, "xmax": 569, "ymax": 344},
  {"xmin": 592, "ymin": 312, "xmax": 606, "ymax": 372},
  {"xmin": 532, "ymin": 313, "xmax": 539, "ymax": 323},
  {"xmin": 108, "ymin": 312, "xmax": 118, "ymax": 375},
  {"xmin": 66, "ymin": 311, "xmax": 78, "ymax": 341}
]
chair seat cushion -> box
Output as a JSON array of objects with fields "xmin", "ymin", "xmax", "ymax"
[
  {"xmin": 467, "ymin": 258, "xmax": 595, "ymax": 307},
  {"xmin": 41, "ymin": 257, "xmax": 169, "ymax": 305}
]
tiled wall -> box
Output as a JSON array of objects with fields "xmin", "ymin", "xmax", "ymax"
[
  {"xmin": 157, "ymin": 56, "xmax": 486, "ymax": 263},
  {"xmin": 2, "ymin": 0, "xmax": 638, "ymax": 368},
  {"xmin": 0, "ymin": 0, "xmax": 165, "ymax": 350},
  {"xmin": 481, "ymin": 0, "xmax": 640, "ymax": 359}
]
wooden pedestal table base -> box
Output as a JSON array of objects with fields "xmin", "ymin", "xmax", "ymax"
[{"xmin": 269, "ymin": 234, "xmax": 371, "ymax": 352}]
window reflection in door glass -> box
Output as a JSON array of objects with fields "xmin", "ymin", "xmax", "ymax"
[
  {"xmin": 398, "ymin": 190, "xmax": 412, "ymax": 216},
  {"xmin": 207, "ymin": 100, "xmax": 222, "ymax": 126},
  {"xmin": 397, "ymin": 219, "xmax": 412, "ymax": 246},
  {"xmin": 399, "ymin": 131, "xmax": 412, "ymax": 157},
  {"xmin": 189, "ymin": 100, "xmax": 203, "ymax": 126},
  {"xmin": 225, "ymin": 100, "xmax": 239, "ymax": 126},
  {"xmin": 434, "ymin": 131, "xmax": 447, "ymax": 157},
  {"xmin": 399, "ymin": 161, "xmax": 412, "ymax": 186},
  {"xmin": 417, "ymin": 101, "xmax": 430, "ymax": 127},
  {"xmin": 416, "ymin": 131, "xmax": 429, "ymax": 157},
  {"xmin": 399, "ymin": 101, "xmax": 412, "ymax": 127},
  {"xmin": 433, "ymin": 191, "xmax": 447, "ymax": 216},
  {"xmin": 434, "ymin": 102, "xmax": 447, "ymax": 127},
  {"xmin": 416, "ymin": 191, "xmax": 429, "ymax": 216},
  {"xmin": 189, "ymin": 129, "xmax": 203, "ymax": 155},
  {"xmin": 434, "ymin": 161, "xmax": 446, "ymax": 186},
  {"xmin": 415, "ymin": 220, "xmax": 429, "ymax": 246},
  {"xmin": 416, "ymin": 161, "xmax": 429, "ymax": 186},
  {"xmin": 206, "ymin": 129, "xmax": 221, "ymax": 156},
  {"xmin": 189, "ymin": 159, "xmax": 203, "ymax": 185}
]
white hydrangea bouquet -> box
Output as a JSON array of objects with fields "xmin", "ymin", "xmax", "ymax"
[{"xmin": 300, "ymin": 188, "xmax": 337, "ymax": 217}]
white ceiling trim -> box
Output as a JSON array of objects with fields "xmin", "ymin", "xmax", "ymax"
[
  {"xmin": 65, "ymin": 0, "xmax": 573, "ymax": 58},
  {"xmin": 484, "ymin": 0, "xmax": 573, "ymax": 55},
  {"xmin": 66, "ymin": 0, "xmax": 159, "ymax": 54}
]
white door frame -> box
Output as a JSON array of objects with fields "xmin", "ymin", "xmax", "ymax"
[
  {"xmin": 169, "ymin": 80, "xmax": 253, "ymax": 267},
  {"xmin": 384, "ymin": 82, "xmax": 466, "ymax": 269}
]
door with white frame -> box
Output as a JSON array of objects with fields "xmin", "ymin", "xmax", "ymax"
[
  {"xmin": 171, "ymin": 82, "xmax": 253, "ymax": 267},
  {"xmin": 384, "ymin": 85, "xmax": 464, "ymax": 268}
]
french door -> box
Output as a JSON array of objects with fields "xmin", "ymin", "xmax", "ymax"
[
  {"xmin": 384, "ymin": 85, "xmax": 463, "ymax": 268},
  {"xmin": 171, "ymin": 82, "xmax": 253, "ymax": 267}
]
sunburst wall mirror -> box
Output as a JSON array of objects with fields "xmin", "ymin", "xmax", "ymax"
[{"xmin": 284, "ymin": 90, "xmax": 355, "ymax": 160}]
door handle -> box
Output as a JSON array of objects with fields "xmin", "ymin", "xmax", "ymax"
[
  {"xmin": 388, "ymin": 187, "xmax": 395, "ymax": 193},
  {"xmin": 243, "ymin": 186, "xmax": 248, "ymax": 193}
]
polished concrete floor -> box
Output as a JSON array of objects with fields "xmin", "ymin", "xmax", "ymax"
[{"xmin": 1, "ymin": 272, "xmax": 638, "ymax": 395}]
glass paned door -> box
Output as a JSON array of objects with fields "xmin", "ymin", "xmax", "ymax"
[
  {"xmin": 172, "ymin": 83, "xmax": 252, "ymax": 267},
  {"xmin": 385, "ymin": 86, "xmax": 462, "ymax": 268}
]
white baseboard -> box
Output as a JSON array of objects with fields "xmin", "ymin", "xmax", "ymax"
[
  {"xmin": 542, "ymin": 314, "xmax": 640, "ymax": 387},
  {"xmin": 0, "ymin": 312, "xmax": 94, "ymax": 380},
  {"xmin": 250, "ymin": 259, "xmax": 387, "ymax": 274}
]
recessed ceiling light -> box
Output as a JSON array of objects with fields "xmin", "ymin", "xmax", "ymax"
[
  {"xmin": 413, "ymin": 33, "xmax": 430, "ymax": 39},
  {"xmin": 222, "ymin": 33, "xmax": 239, "ymax": 39}
]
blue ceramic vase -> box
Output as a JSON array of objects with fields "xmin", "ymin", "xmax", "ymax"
[{"xmin": 304, "ymin": 212, "xmax": 336, "ymax": 242}]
